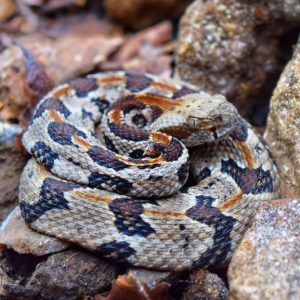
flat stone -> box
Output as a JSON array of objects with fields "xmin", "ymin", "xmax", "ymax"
[
  {"xmin": 182, "ymin": 268, "xmax": 228, "ymax": 300},
  {"xmin": 265, "ymin": 35, "xmax": 300, "ymax": 197},
  {"xmin": 228, "ymin": 198, "xmax": 300, "ymax": 300},
  {"xmin": 0, "ymin": 207, "xmax": 69, "ymax": 256},
  {"xmin": 26, "ymin": 250, "xmax": 121, "ymax": 299}
]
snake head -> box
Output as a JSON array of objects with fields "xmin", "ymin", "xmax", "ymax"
[{"xmin": 180, "ymin": 93, "xmax": 240, "ymax": 146}]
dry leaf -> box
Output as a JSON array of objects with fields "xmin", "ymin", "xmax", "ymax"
[
  {"xmin": 112, "ymin": 21, "xmax": 172, "ymax": 63},
  {"xmin": 97, "ymin": 274, "xmax": 171, "ymax": 300},
  {"xmin": 0, "ymin": 0, "xmax": 16, "ymax": 22}
]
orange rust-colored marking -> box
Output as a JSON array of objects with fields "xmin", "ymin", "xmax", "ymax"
[
  {"xmin": 144, "ymin": 208, "xmax": 185, "ymax": 218},
  {"xmin": 117, "ymin": 154, "xmax": 165, "ymax": 166},
  {"xmin": 48, "ymin": 110, "xmax": 63, "ymax": 122},
  {"xmin": 36, "ymin": 162, "xmax": 50, "ymax": 178},
  {"xmin": 150, "ymin": 132, "xmax": 171, "ymax": 144},
  {"xmin": 97, "ymin": 75, "xmax": 125, "ymax": 87},
  {"xmin": 218, "ymin": 191, "xmax": 243, "ymax": 210},
  {"xmin": 74, "ymin": 190, "xmax": 112, "ymax": 204},
  {"xmin": 108, "ymin": 109, "xmax": 123, "ymax": 125},
  {"xmin": 72, "ymin": 135, "xmax": 91, "ymax": 150},
  {"xmin": 52, "ymin": 86, "xmax": 73, "ymax": 98},
  {"xmin": 152, "ymin": 82, "xmax": 178, "ymax": 93},
  {"xmin": 236, "ymin": 141, "xmax": 255, "ymax": 168},
  {"xmin": 160, "ymin": 127, "xmax": 191, "ymax": 139},
  {"xmin": 134, "ymin": 94, "xmax": 180, "ymax": 111}
]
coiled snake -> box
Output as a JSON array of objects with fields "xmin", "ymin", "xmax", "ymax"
[{"xmin": 19, "ymin": 71, "xmax": 279, "ymax": 271}]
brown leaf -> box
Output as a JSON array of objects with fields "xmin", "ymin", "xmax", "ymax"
[
  {"xmin": 112, "ymin": 21, "xmax": 172, "ymax": 63},
  {"xmin": 0, "ymin": 0, "xmax": 16, "ymax": 22},
  {"xmin": 97, "ymin": 274, "xmax": 171, "ymax": 300},
  {"xmin": 52, "ymin": 34, "xmax": 123, "ymax": 82},
  {"xmin": 123, "ymin": 55, "xmax": 173, "ymax": 78},
  {"xmin": 0, "ymin": 45, "xmax": 32, "ymax": 122},
  {"xmin": 13, "ymin": 17, "xmax": 124, "ymax": 82}
]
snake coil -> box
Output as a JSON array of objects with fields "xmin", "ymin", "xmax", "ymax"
[{"xmin": 19, "ymin": 71, "xmax": 279, "ymax": 271}]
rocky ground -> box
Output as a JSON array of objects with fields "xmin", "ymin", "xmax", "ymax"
[{"xmin": 0, "ymin": 0, "xmax": 299, "ymax": 299}]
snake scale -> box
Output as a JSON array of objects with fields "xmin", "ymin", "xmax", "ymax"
[{"xmin": 19, "ymin": 71, "xmax": 279, "ymax": 271}]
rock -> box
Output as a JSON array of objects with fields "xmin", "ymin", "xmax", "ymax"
[
  {"xmin": 265, "ymin": 0, "xmax": 300, "ymax": 25},
  {"xmin": 182, "ymin": 269, "xmax": 228, "ymax": 300},
  {"xmin": 128, "ymin": 267, "xmax": 173, "ymax": 289},
  {"xmin": 175, "ymin": 0, "xmax": 300, "ymax": 117},
  {"xmin": 228, "ymin": 199, "xmax": 300, "ymax": 300},
  {"xmin": 0, "ymin": 266, "xmax": 38, "ymax": 300},
  {"xmin": 265, "ymin": 35, "xmax": 300, "ymax": 197},
  {"xmin": 0, "ymin": 123, "xmax": 26, "ymax": 222},
  {"xmin": 26, "ymin": 250, "xmax": 121, "ymax": 299},
  {"xmin": 0, "ymin": 207, "xmax": 69, "ymax": 256},
  {"xmin": 104, "ymin": 0, "xmax": 191, "ymax": 29}
]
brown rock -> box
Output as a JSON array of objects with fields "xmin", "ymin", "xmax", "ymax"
[
  {"xmin": 228, "ymin": 199, "xmax": 300, "ymax": 300},
  {"xmin": 26, "ymin": 250, "xmax": 121, "ymax": 299},
  {"xmin": 175, "ymin": 0, "xmax": 300, "ymax": 117},
  {"xmin": 182, "ymin": 269, "xmax": 228, "ymax": 300},
  {"xmin": 265, "ymin": 35, "xmax": 300, "ymax": 197},
  {"xmin": 264, "ymin": 0, "xmax": 300, "ymax": 25},
  {"xmin": 0, "ymin": 266, "xmax": 38, "ymax": 300},
  {"xmin": 104, "ymin": 0, "xmax": 191, "ymax": 29},
  {"xmin": 0, "ymin": 207, "xmax": 69, "ymax": 256}
]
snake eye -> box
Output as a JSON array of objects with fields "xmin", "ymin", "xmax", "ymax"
[{"xmin": 132, "ymin": 114, "xmax": 147, "ymax": 128}]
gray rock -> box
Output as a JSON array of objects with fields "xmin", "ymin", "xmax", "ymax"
[
  {"xmin": 182, "ymin": 268, "xmax": 228, "ymax": 300},
  {"xmin": 0, "ymin": 207, "xmax": 69, "ymax": 256},
  {"xmin": 265, "ymin": 35, "xmax": 300, "ymax": 197},
  {"xmin": 26, "ymin": 250, "xmax": 121, "ymax": 299},
  {"xmin": 228, "ymin": 199, "xmax": 300, "ymax": 300}
]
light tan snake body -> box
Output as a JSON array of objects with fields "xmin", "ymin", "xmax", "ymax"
[{"xmin": 19, "ymin": 71, "xmax": 279, "ymax": 271}]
